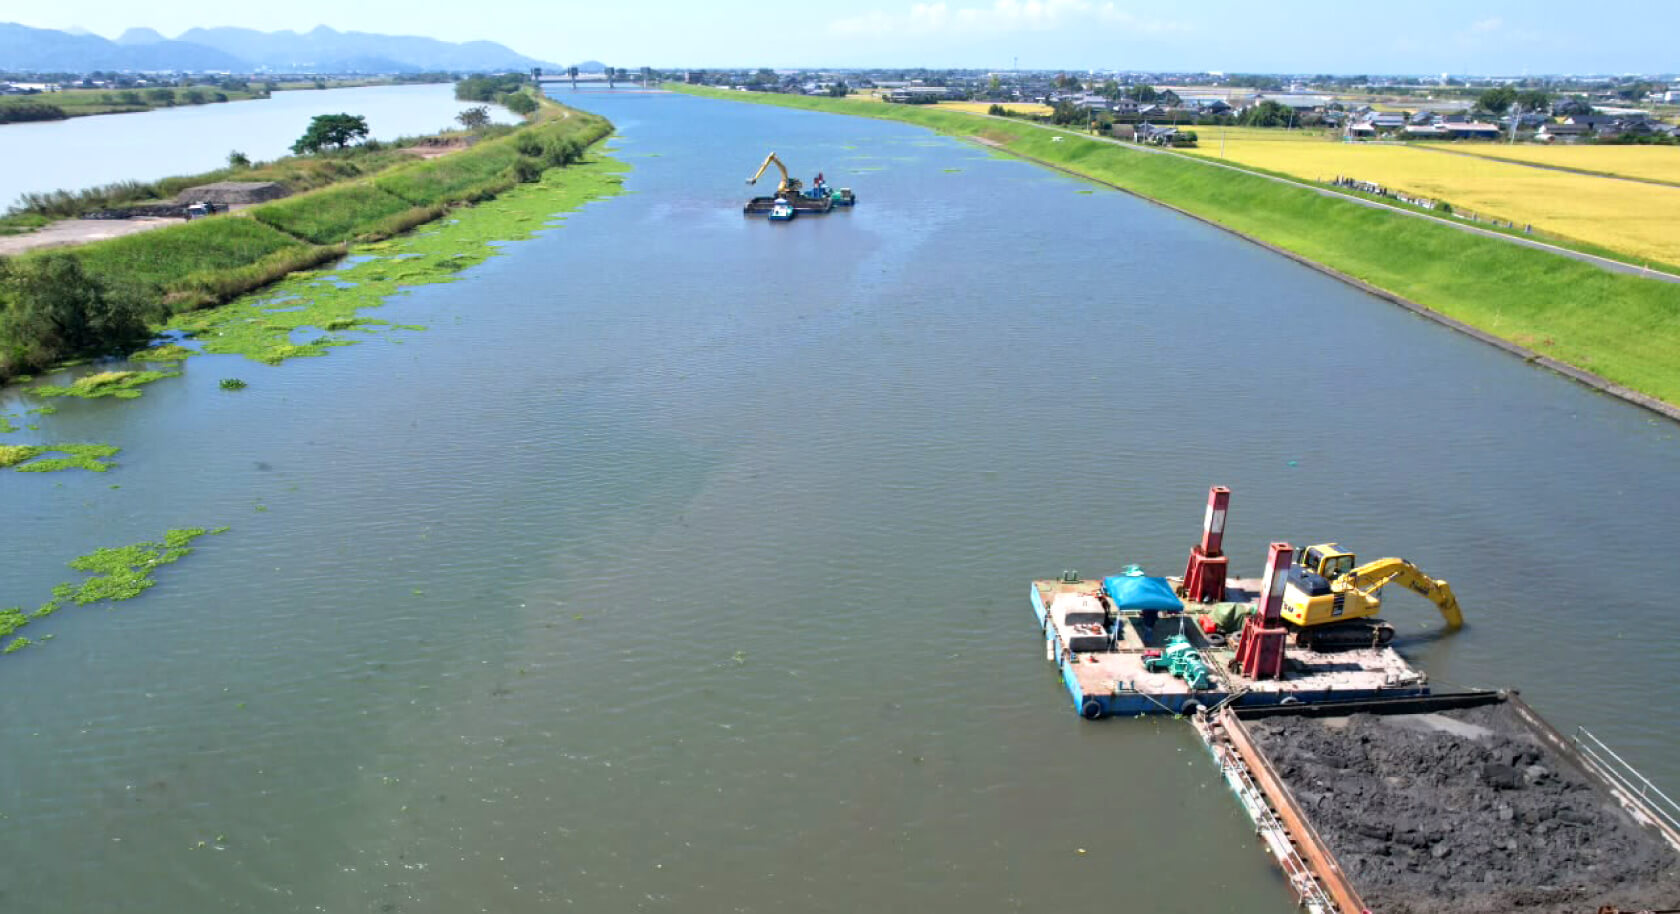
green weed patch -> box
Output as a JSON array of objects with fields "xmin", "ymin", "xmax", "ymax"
[{"xmin": 1, "ymin": 527, "xmax": 223, "ymax": 654}]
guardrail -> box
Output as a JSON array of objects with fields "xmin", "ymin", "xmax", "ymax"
[{"xmin": 1573, "ymin": 727, "xmax": 1680, "ymax": 836}]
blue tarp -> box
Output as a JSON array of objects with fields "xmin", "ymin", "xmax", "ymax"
[{"xmin": 1103, "ymin": 575, "xmax": 1184, "ymax": 612}]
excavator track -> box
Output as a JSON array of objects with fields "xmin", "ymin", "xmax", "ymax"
[{"xmin": 1292, "ymin": 620, "xmax": 1395, "ymax": 652}]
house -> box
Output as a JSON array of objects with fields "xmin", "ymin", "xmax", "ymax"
[
  {"xmin": 1366, "ymin": 112, "xmax": 1407, "ymax": 132},
  {"xmin": 1186, "ymin": 98, "xmax": 1232, "ymax": 115},
  {"xmin": 1443, "ymin": 122, "xmax": 1502, "ymax": 140},
  {"xmin": 1258, "ymin": 93, "xmax": 1330, "ymax": 112},
  {"xmin": 1135, "ymin": 123, "xmax": 1182, "ymax": 145},
  {"xmin": 1403, "ymin": 124, "xmax": 1445, "ymax": 138},
  {"xmin": 1536, "ymin": 122, "xmax": 1590, "ymax": 142},
  {"xmin": 1408, "ymin": 110, "xmax": 1436, "ymax": 126},
  {"xmin": 1347, "ymin": 122, "xmax": 1377, "ymax": 138},
  {"xmin": 884, "ymin": 87, "xmax": 952, "ymax": 102},
  {"xmin": 1551, "ymin": 97, "xmax": 1593, "ymax": 117}
]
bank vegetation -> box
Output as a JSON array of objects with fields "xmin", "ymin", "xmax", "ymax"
[{"xmin": 0, "ymin": 89, "xmax": 607, "ymax": 385}]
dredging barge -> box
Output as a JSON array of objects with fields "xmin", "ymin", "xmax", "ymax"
[{"xmin": 1032, "ymin": 486, "xmax": 1680, "ymax": 913}]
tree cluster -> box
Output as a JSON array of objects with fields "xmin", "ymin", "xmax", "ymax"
[
  {"xmin": 0, "ymin": 255, "xmax": 158, "ymax": 383},
  {"xmin": 0, "ymin": 103, "xmax": 67, "ymax": 124}
]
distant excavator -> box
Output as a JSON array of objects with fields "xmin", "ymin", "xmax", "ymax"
[
  {"xmin": 1280, "ymin": 543, "xmax": 1465, "ymax": 650},
  {"xmin": 743, "ymin": 153, "xmax": 856, "ymax": 219}
]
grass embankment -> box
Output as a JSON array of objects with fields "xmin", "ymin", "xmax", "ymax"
[
  {"xmin": 673, "ymin": 85, "xmax": 1680, "ymax": 407},
  {"xmin": 0, "ymin": 86, "xmax": 266, "ymax": 122},
  {"xmin": 0, "ymin": 95, "xmax": 613, "ymax": 382}
]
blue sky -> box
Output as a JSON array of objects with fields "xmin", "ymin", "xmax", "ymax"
[{"xmin": 16, "ymin": 0, "xmax": 1679, "ymax": 74}]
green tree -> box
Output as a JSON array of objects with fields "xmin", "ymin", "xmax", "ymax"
[
  {"xmin": 1130, "ymin": 84, "xmax": 1159, "ymax": 103},
  {"xmin": 181, "ymin": 88, "xmax": 208, "ymax": 105},
  {"xmin": 1515, "ymin": 89, "xmax": 1552, "ymax": 112},
  {"xmin": 118, "ymin": 90, "xmax": 143, "ymax": 106},
  {"xmin": 456, "ymin": 105, "xmax": 492, "ymax": 129},
  {"xmin": 290, "ymin": 113, "xmax": 370, "ymax": 154},
  {"xmin": 502, "ymin": 92, "xmax": 538, "ymax": 115},
  {"xmin": 1477, "ymin": 86, "xmax": 1517, "ymax": 115},
  {"xmin": 0, "ymin": 255, "xmax": 156, "ymax": 377},
  {"xmin": 144, "ymin": 87, "xmax": 175, "ymax": 106},
  {"xmin": 228, "ymin": 150, "xmax": 251, "ymax": 168},
  {"xmin": 1238, "ymin": 100, "xmax": 1292, "ymax": 127}
]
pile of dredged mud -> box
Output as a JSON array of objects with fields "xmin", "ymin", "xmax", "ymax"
[{"xmin": 1248, "ymin": 703, "xmax": 1680, "ymax": 913}]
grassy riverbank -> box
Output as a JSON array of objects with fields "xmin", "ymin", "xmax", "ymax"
[
  {"xmin": 0, "ymin": 93, "xmax": 611, "ymax": 383},
  {"xmin": 0, "ymin": 85, "xmax": 268, "ymax": 122},
  {"xmin": 673, "ymin": 85, "xmax": 1680, "ymax": 407}
]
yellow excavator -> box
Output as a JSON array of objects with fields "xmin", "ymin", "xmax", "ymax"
[
  {"xmin": 746, "ymin": 152, "xmax": 803, "ymax": 196},
  {"xmin": 1280, "ymin": 543, "xmax": 1465, "ymax": 650}
]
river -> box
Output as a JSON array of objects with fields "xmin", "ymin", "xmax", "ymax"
[
  {"xmin": 0, "ymin": 83, "xmax": 513, "ymax": 210},
  {"xmin": 1, "ymin": 88, "xmax": 1677, "ymax": 913}
]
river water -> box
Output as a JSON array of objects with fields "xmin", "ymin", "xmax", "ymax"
[
  {"xmin": 0, "ymin": 83, "xmax": 513, "ymax": 210},
  {"xmin": 1, "ymin": 89, "xmax": 1677, "ymax": 913}
]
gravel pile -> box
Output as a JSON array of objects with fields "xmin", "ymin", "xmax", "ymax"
[{"xmin": 1248, "ymin": 704, "xmax": 1680, "ymax": 913}]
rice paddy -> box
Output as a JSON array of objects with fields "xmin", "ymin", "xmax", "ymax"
[
  {"xmin": 1178, "ymin": 132, "xmax": 1680, "ymax": 267},
  {"xmin": 1435, "ymin": 144, "xmax": 1680, "ymax": 187},
  {"xmin": 939, "ymin": 101, "xmax": 1053, "ymax": 117}
]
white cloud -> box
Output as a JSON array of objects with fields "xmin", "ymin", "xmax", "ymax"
[
  {"xmin": 1469, "ymin": 17, "xmax": 1503, "ymax": 33},
  {"xmin": 828, "ymin": 0, "xmax": 1189, "ymax": 39}
]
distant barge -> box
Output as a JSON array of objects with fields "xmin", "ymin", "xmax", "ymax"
[{"xmin": 1031, "ymin": 485, "xmax": 1680, "ymax": 913}]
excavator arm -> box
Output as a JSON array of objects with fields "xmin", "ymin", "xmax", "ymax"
[
  {"xmin": 1341, "ymin": 558, "xmax": 1464, "ymax": 630},
  {"xmin": 746, "ymin": 152, "xmax": 799, "ymax": 194}
]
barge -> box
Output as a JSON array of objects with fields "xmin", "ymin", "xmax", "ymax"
[{"xmin": 1030, "ymin": 485, "xmax": 1680, "ymax": 913}]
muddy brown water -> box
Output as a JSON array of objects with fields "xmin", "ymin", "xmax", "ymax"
[{"xmin": 0, "ymin": 88, "xmax": 1677, "ymax": 913}]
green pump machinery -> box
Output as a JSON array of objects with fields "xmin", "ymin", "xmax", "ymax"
[{"xmin": 1143, "ymin": 635, "xmax": 1213, "ymax": 690}]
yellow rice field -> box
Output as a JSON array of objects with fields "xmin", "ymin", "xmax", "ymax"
[
  {"xmin": 1180, "ymin": 134, "xmax": 1680, "ymax": 266},
  {"xmin": 1433, "ymin": 144, "xmax": 1680, "ymax": 187},
  {"xmin": 938, "ymin": 101, "xmax": 1052, "ymax": 116}
]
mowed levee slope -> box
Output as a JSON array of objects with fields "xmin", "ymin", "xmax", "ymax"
[
  {"xmin": 672, "ymin": 86, "xmax": 1680, "ymax": 411},
  {"xmin": 1180, "ymin": 135, "xmax": 1680, "ymax": 268}
]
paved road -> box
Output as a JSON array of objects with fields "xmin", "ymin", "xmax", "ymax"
[{"xmin": 998, "ymin": 117, "xmax": 1680, "ymax": 285}]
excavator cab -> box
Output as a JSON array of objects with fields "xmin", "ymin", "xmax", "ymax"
[{"xmin": 1300, "ymin": 543, "xmax": 1356, "ymax": 580}]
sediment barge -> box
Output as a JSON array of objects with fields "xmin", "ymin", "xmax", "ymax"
[{"xmin": 1032, "ymin": 485, "xmax": 1680, "ymax": 913}]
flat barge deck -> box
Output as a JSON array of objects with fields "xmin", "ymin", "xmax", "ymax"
[
  {"xmin": 1030, "ymin": 574, "xmax": 1427, "ymax": 718},
  {"xmin": 1031, "ymin": 486, "xmax": 1679, "ymax": 913}
]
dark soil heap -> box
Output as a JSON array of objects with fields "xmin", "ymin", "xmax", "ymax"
[{"xmin": 1248, "ymin": 704, "xmax": 1680, "ymax": 914}]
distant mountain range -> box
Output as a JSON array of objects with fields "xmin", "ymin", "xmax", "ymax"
[{"xmin": 0, "ymin": 22, "xmax": 566, "ymax": 74}]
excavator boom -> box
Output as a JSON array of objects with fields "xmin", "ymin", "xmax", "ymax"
[
  {"xmin": 1343, "ymin": 558, "xmax": 1465, "ymax": 630},
  {"xmin": 746, "ymin": 152, "xmax": 799, "ymax": 194}
]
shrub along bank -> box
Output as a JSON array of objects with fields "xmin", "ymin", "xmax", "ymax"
[
  {"xmin": 671, "ymin": 86, "xmax": 1680, "ymax": 409},
  {"xmin": 0, "ymin": 101, "xmax": 611, "ymax": 383}
]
